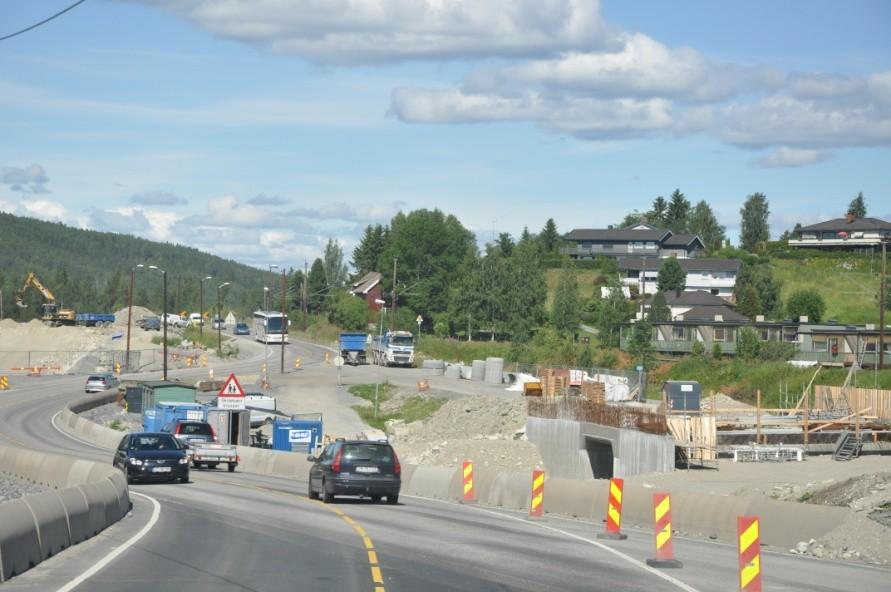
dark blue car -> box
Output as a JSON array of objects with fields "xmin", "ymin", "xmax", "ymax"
[
  {"xmin": 234, "ymin": 322, "xmax": 250, "ymax": 335},
  {"xmin": 113, "ymin": 432, "xmax": 190, "ymax": 484}
]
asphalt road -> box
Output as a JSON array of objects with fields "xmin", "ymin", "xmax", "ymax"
[{"xmin": 1, "ymin": 337, "xmax": 889, "ymax": 591}]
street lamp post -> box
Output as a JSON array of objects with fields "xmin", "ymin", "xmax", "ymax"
[
  {"xmin": 125, "ymin": 263, "xmax": 144, "ymax": 372},
  {"xmin": 374, "ymin": 298, "xmax": 386, "ymax": 419},
  {"xmin": 148, "ymin": 265, "xmax": 168, "ymax": 381},
  {"xmin": 218, "ymin": 282, "xmax": 231, "ymax": 353},
  {"xmin": 199, "ymin": 276, "xmax": 213, "ymax": 337},
  {"xmin": 265, "ymin": 264, "xmax": 278, "ymax": 310}
]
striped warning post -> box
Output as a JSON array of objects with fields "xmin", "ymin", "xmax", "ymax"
[
  {"xmin": 738, "ymin": 516, "xmax": 762, "ymax": 592},
  {"xmin": 596, "ymin": 478, "xmax": 627, "ymax": 540},
  {"xmin": 528, "ymin": 469, "xmax": 545, "ymax": 520},
  {"xmin": 0, "ymin": 375, "xmax": 8, "ymax": 390},
  {"xmin": 461, "ymin": 460, "xmax": 476, "ymax": 504},
  {"xmin": 646, "ymin": 492, "xmax": 683, "ymax": 568}
]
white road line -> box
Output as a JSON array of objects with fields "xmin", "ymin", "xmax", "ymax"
[
  {"xmin": 56, "ymin": 491, "xmax": 161, "ymax": 592},
  {"xmin": 407, "ymin": 495, "xmax": 701, "ymax": 592},
  {"xmin": 51, "ymin": 410, "xmax": 113, "ymax": 451}
]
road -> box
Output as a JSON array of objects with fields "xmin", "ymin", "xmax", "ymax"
[{"xmin": 1, "ymin": 338, "xmax": 889, "ymax": 591}]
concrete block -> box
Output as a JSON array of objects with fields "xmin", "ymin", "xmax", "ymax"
[
  {"xmin": 485, "ymin": 471, "xmax": 529, "ymax": 511},
  {"xmin": 544, "ymin": 477, "xmax": 599, "ymax": 520},
  {"xmin": 21, "ymin": 491, "xmax": 71, "ymax": 560},
  {"xmin": 55, "ymin": 488, "xmax": 91, "ymax": 545},
  {"xmin": 78, "ymin": 482, "xmax": 114, "ymax": 536},
  {"xmin": 404, "ymin": 465, "xmax": 458, "ymax": 500},
  {"xmin": 0, "ymin": 499, "xmax": 41, "ymax": 581}
]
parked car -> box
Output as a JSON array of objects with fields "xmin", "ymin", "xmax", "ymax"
[
  {"xmin": 85, "ymin": 373, "xmax": 120, "ymax": 393},
  {"xmin": 113, "ymin": 432, "xmax": 189, "ymax": 484},
  {"xmin": 163, "ymin": 313, "xmax": 187, "ymax": 328},
  {"xmin": 234, "ymin": 322, "xmax": 250, "ymax": 335},
  {"xmin": 141, "ymin": 316, "xmax": 161, "ymax": 331},
  {"xmin": 161, "ymin": 419, "xmax": 239, "ymax": 472},
  {"xmin": 211, "ymin": 317, "xmax": 225, "ymax": 330},
  {"xmin": 308, "ymin": 439, "xmax": 401, "ymax": 504}
]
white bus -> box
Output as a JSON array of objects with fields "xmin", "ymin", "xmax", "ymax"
[{"xmin": 253, "ymin": 311, "xmax": 289, "ymax": 344}]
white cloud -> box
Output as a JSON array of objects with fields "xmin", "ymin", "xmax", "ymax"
[
  {"xmin": 20, "ymin": 198, "xmax": 74, "ymax": 223},
  {"xmin": 0, "ymin": 198, "xmax": 18, "ymax": 214},
  {"xmin": 0, "ymin": 163, "xmax": 51, "ymax": 194},
  {"xmin": 130, "ymin": 191, "xmax": 188, "ymax": 206},
  {"xmin": 755, "ymin": 147, "xmax": 833, "ymax": 168},
  {"xmin": 134, "ymin": 0, "xmax": 615, "ymax": 63},
  {"xmin": 289, "ymin": 200, "xmax": 407, "ymax": 222},
  {"xmin": 247, "ymin": 194, "xmax": 289, "ymax": 206}
]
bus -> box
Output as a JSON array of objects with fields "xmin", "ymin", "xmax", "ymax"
[{"xmin": 253, "ymin": 311, "xmax": 289, "ymax": 344}]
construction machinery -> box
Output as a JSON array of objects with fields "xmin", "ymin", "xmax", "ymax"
[{"xmin": 15, "ymin": 272, "xmax": 77, "ymax": 325}]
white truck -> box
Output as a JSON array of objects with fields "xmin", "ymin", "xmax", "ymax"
[
  {"xmin": 370, "ymin": 330, "xmax": 415, "ymax": 367},
  {"xmin": 162, "ymin": 419, "xmax": 239, "ymax": 472}
]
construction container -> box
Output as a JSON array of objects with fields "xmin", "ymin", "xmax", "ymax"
[
  {"xmin": 144, "ymin": 401, "xmax": 207, "ymax": 432},
  {"xmin": 272, "ymin": 418, "xmax": 323, "ymax": 453},
  {"xmin": 139, "ymin": 380, "xmax": 197, "ymax": 412},
  {"xmin": 124, "ymin": 386, "xmax": 144, "ymax": 413},
  {"xmin": 207, "ymin": 409, "xmax": 251, "ymax": 446},
  {"xmin": 662, "ymin": 381, "xmax": 701, "ymax": 412}
]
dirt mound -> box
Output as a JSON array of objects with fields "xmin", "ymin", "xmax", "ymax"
[
  {"xmin": 806, "ymin": 472, "xmax": 891, "ymax": 512},
  {"xmin": 113, "ymin": 306, "xmax": 156, "ymax": 327}
]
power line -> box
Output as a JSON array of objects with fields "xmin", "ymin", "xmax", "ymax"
[{"xmin": 0, "ymin": 0, "xmax": 87, "ymax": 42}]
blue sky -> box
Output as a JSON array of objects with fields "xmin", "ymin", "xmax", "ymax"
[{"xmin": 1, "ymin": 0, "xmax": 889, "ymax": 267}]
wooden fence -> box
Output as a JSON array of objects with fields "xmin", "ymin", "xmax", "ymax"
[{"xmin": 814, "ymin": 385, "xmax": 891, "ymax": 420}]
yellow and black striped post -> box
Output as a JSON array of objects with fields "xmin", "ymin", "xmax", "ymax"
[
  {"xmin": 461, "ymin": 460, "xmax": 476, "ymax": 504},
  {"xmin": 528, "ymin": 469, "xmax": 545, "ymax": 520},
  {"xmin": 738, "ymin": 516, "xmax": 762, "ymax": 592},
  {"xmin": 295, "ymin": 357, "xmax": 301, "ymax": 370},
  {"xmin": 646, "ymin": 492, "xmax": 683, "ymax": 568},
  {"xmin": 0, "ymin": 375, "xmax": 8, "ymax": 390}
]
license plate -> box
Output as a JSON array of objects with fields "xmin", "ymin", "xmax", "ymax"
[
  {"xmin": 152, "ymin": 467, "xmax": 172, "ymax": 473},
  {"xmin": 355, "ymin": 466, "xmax": 379, "ymax": 474}
]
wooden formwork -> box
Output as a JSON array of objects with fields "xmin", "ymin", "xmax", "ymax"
[
  {"xmin": 814, "ymin": 385, "xmax": 891, "ymax": 420},
  {"xmin": 667, "ymin": 416, "xmax": 717, "ymax": 460}
]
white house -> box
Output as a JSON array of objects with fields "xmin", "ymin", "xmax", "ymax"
[
  {"xmin": 789, "ymin": 215, "xmax": 891, "ymax": 250},
  {"xmin": 617, "ymin": 258, "xmax": 741, "ymax": 300}
]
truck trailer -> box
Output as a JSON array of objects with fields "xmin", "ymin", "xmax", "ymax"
[{"xmin": 339, "ymin": 332, "xmax": 368, "ymax": 365}]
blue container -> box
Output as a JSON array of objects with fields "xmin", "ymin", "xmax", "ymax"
[
  {"xmin": 272, "ymin": 419, "xmax": 322, "ymax": 453},
  {"xmin": 144, "ymin": 402, "xmax": 207, "ymax": 432}
]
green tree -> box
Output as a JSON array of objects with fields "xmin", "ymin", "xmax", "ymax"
[
  {"xmin": 737, "ymin": 326, "xmax": 761, "ymax": 359},
  {"xmin": 847, "ymin": 192, "xmax": 867, "ymax": 218},
  {"xmin": 649, "ymin": 290, "xmax": 670, "ymax": 322},
  {"xmin": 691, "ymin": 340, "xmax": 705, "ymax": 357},
  {"xmin": 323, "ymin": 239, "xmax": 349, "ymax": 290},
  {"xmin": 496, "ymin": 232, "xmax": 514, "ymax": 257},
  {"xmin": 786, "ymin": 289, "xmax": 827, "ymax": 323},
  {"xmin": 505, "ymin": 240, "xmax": 546, "ymax": 340},
  {"xmin": 596, "ymin": 276, "xmax": 631, "ymax": 347},
  {"xmin": 552, "ymin": 261, "xmax": 580, "ymax": 335},
  {"xmin": 327, "ymin": 292, "xmax": 368, "ymax": 330},
  {"xmin": 734, "ymin": 263, "xmax": 782, "ymax": 319},
  {"xmin": 519, "ymin": 226, "xmax": 534, "ymax": 245},
  {"xmin": 657, "ymin": 258, "xmax": 686, "ymax": 292},
  {"xmin": 735, "ymin": 284, "xmax": 762, "ymax": 320},
  {"xmin": 627, "ymin": 318, "xmax": 655, "ymax": 370},
  {"xmin": 538, "ymin": 218, "xmax": 560, "ymax": 254},
  {"xmin": 665, "ymin": 189, "xmax": 691, "ymax": 232},
  {"xmin": 307, "ymin": 258, "xmax": 327, "ymax": 313},
  {"xmin": 350, "ymin": 224, "xmax": 388, "ymax": 276},
  {"xmin": 648, "ymin": 196, "xmax": 668, "ymax": 227},
  {"xmin": 740, "ymin": 192, "xmax": 770, "ymax": 251},
  {"xmin": 620, "ymin": 210, "xmax": 645, "ymax": 228},
  {"xmin": 688, "ymin": 200, "xmax": 726, "ymax": 252}
]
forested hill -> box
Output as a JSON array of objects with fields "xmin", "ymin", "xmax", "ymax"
[{"xmin": 0, "ymin": 212, "xmax": 270, "ymax": 320}]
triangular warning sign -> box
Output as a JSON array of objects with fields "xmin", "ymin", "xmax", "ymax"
[{"xmin": 218, "ymin": 373, "xmax": 245, "ymax": 397}]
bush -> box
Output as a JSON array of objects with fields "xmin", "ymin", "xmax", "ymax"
[
  {"xmin": 785, "ymin": 288, "xmax": 827, "ymax": 324},
  {"xmin": 737, "ymin": 327, "xmax": 761, "ymax": 359},
  {"xmin": 692, "ymin": 341, "xmax": 705, "ymax": 357},
  {"xmin": 757, "ymin": 340, "xmax": 796, "ymax": 361},
  {"xmin": 711, "ymin": 342, "xmax": 723, "ymax": 359}
]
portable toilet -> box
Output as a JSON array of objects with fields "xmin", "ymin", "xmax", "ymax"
[
  {"xmin": 144, "ymin": 402, "xmax": 207, "ymax": 432},
  {"xmin": 272, "ymin": 417, "xmax": 322, "ymax": 453},
  {"xmin": 207, "ymin": 409, "xmax": 251, "ymax": 446}
]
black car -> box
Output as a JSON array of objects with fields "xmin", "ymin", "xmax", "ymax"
[
  {"xmin": 140, "ymin": 316, "xmax": 161, "ymax": 331},
  {"xmin": 113, "ymin": 432, "xmax": 190, "ymax": 484},
  {"xmin": 308, "ymin": 439, "xmax": 401, "ymax": 504}
]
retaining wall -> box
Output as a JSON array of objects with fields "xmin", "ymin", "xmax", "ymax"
[
  {"xmin": 57, "ymin": 393, "xmax": 853, "ymax": 550},
  {"xmin": 0, "ymin": 444, "xmax": 130, "ymax": 582}
]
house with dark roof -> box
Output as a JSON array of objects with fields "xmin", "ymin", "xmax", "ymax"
[
  {"xmin": 789, "ymin": 214, "xmax": 891, "ymax": 250},
  {"xmin": 349, "ymin": 271, "xmax": 383, "ymax": 311},
  {"xmin": 618, "ymin": 257, "xmax": 741, "ymax": 299},
  {"xmin": 644, "ymin": 290, "xmax": 739, "ymax": 319},
  {"xmin": 561, "ymin": 223, "xmax": 705, "ymax": 260}
]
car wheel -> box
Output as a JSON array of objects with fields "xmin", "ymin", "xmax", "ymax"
[
  {"xmin": 370, "ymin": 495, "xmax": 382, "ymax": 503},
  {"xmin": 125, "ymin": 475, "xmax": 133, "ymax": 485},
  {"xmin": 227, "ymin": 463, "xmax": 236, "ymax": 473},
  {"xmin": 322, "ymin": 480, "xmax": 334, "ymax": 504},
  {"xmin": 308, "ymin": 482, "xmax": 319, "ymax": 500},
  {"xmin": 180, "ymin": 473, "xmax": 189, "ymax": 483},
  {"xmin": 207, "ymin": 463, "xmax": 218, "ymax": 469},
  {"xmin": 386, "ymin": 493, "xmax": 399, "ymax": 505}
]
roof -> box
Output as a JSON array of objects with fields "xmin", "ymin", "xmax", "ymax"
[
  {"xmin": 564, "ymin": 228, "xmax": 671, "ymax": 242},
  {"xmin": 662, "ymin": 234, "xmax": 705, "ymax": 248},
  {"xmin": 648, "ymin": 290, "xmax": 731, "ymax": 307},
  {"xmin": 140, "ymin": 380, "xmax": 193, "ymax": 389},
  {"xmin": 799, "ymin": 217, "xmax": 891, "ymax": 232},
  {"xmin": 350, "ymin": 271, "xmax": 382, "ymax": 295},
  {"xmin": 618, "ymin": 257, "xmax": 741, "ymax": 273},
  {"xmin": 678, "ymin": 306, "xmax": 750, "ymax": 323}
]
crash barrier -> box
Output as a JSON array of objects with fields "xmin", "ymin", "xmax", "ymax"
[
  {"xmin": 597, "ymin": 477, "xmax": 627, "ymax": 540},
  {"xmin": 60, "ymin": 392, "xmax": 855, "ymax": 550},
  {"xmin": 0, "ymin": 444, "xmax": 130, "ymax": 582},
  {"xmin": 461, "ymin": 460, "xmax": 476, "ymax": 503},
  {"xmin": 0, "ymin": 375, "xmax": 8, "ymax": 390},
  {"xmin": 528, "ymin": 469, "xmax": 545, "ymax": 520},
  {"xmin": 646, "ymin": 493, "xmax": 682, "ymax": 568},
  {"xmin": 738, "ymin": 516, "xmax": 762, "ymax": 592}
]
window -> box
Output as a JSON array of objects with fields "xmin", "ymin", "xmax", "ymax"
[
  {"xmin": 821, "ymin": 231, "xmax": 837, "ymax": 240},
  {"xmin": 759, "ymin": 327, "xmax": 771, "ymax": 341},
  {"xmin": 713, "ymin": 327, "xmax": 726, "ymax": 342},
  {"xmin": 863, "ymin": 337, "xmax": 877, "ymax": 353},
  {"xmin": 783, "ymin": 327, "xmax": 798, "ymax": 342},
  {"xmin": 602, "ymin": 243, "xmax": 613, "ymax": 250},
  {"xmin": 813, "ymin": 336, "xmax": 828, "ymax": 352},
  {"xmin": 710, "ymin": 289, "xmax": 719, "ymax": 295},
  {"xmin": 672, "ymin": 326, "xmax": 688, "ymax": 340}
]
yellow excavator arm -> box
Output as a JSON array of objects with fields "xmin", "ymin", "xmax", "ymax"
[{"xmin": 15, "ymin": 272, "xmax": 57, "ymax": 308}]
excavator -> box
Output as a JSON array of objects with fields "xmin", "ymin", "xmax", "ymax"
[{"xmin": 15, "ymin": 272, "xmax": 77, "ymax": 326}]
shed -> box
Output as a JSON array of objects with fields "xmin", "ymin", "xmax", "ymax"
[
  {"xmin": 139, "ymin": 380, "xmax": 197, "ymax": 412},
  {"xmin": 661, "ymin": 380, "xmax": 701, "ymax": 412}
]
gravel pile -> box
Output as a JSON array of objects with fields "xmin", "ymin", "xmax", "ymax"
[
  {"xmin": 79, "ymin": 402, "xmax": 143, "ymax": 433},
  {"xmin": 388, "ymin": 395, "xmax": 543, "ymax": 473},
  {"xmin": 0, "ymin": 474, "xmax": 47, "ymax": 504},
  {"xmin": 700, "ymin": 393, "xmax": 754, "ymax": 411}
]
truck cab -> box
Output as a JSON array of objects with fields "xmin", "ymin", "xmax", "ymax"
[{"xmin": 371, "ymin": 330, "xmax": 415, "ymax": 367}]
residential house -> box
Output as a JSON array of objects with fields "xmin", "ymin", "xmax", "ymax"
[
  {"xmin": 618, "ymin": 257, "xmax": 741, "ymax": 299},
  {"xmin": 643, "ymin": 290, "xmax": 736, "ymax": 320},
  {"xmin": 562, "ymin": 224, "xmax": 705, "ymax": 260},
  {"xmin": 796, "ymin": 321, "xmax": 891, "ymax": 367},
  {"xmin": 789, "ymin": 215, "xmax": 891, "ymax": 250},
  {"xmin": 349, "ymin": 271, "xmax": 383, "ymax": 312}
]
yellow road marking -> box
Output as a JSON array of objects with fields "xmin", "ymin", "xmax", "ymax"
[
  {"xmin": 371, "ymin": 565, "xmax": 383, "ymax": 584},
  {"xmin": 368, "ymin": 550, "xmax": 378, "ymax": 564},
  {"xmin": 363, "ymin": 536, "xmax": 374, "ymax": 549}
]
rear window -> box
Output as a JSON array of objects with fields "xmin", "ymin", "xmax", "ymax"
[
  {"xmin": 87, "ymin": 375, "xmax": 106, "ymax": 382},
  {"xmin": 131, "ymin": 435, "xmax": 179, "ymax": 450},
  {"xmin": 179, "ymin": 422, "xmax": 212, "ymax": 436},
  {"xmin": 342, "ymin": 443, "xmax": 393, "ymax": 463}
]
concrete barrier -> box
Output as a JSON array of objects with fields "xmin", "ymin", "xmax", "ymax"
[{"xmin": 57, "ymin": 391, "xmax": 854, "ymax": 551}]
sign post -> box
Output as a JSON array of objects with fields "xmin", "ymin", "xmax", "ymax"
[
  {"xmin": 334, "ymin": 355, "xmax": 344, "ymax": 385},
  {"xmin": 416, "ymin": 314, "xmax": 423, "ymax": 348},
  {"xmin": 217, "ymin": 372, "xmax": 246, "ymax": 410}
]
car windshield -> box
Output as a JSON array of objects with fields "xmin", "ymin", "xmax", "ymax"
[
  {"xmin": 131, "ymin": 435, "xmax": 179, "ymax": 450},
  {"xmin": 180, "ymin": 423, "xmax": 212, "ymax": 436},
  {"xmin": 266, "ymin": 317, "xmax": 285, "ymax": 333},
  {"xmin": 342, "ymin": 443, "xmax": 393, "ymax": 463},
  {"xmin": 390, "ymin": 335, "xmax": 413, "ymax": 346}
]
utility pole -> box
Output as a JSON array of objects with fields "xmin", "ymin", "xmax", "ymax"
[
  {"xmin": 880, "ymin": 239, "xmax": 887, "ymax": 370},
  {"xmin": 391, "ymin": 257, "xmax": 398, "ymax": 331},
  {"xmin": 280, "ymin": 268, "xmax": 286, "ymax": 374},
  {"xmin": 302, "ymin": 260, "xmax": 308, "ymax": 328}
]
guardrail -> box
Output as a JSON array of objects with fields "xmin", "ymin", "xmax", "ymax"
[
  {"xmin": 57, "ymin": 392, "xmax": 854, "ymax": 550},
  {"xmin": 0, "ymin": 444, "xmax": 130, "ymax": 582}
]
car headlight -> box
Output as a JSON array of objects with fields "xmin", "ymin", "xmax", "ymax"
[
  {"xmin": 128, "ymin": 458, "xmax": 143, "ymax": 466},
  {"xmin": 178, "ymin": 458, "xmax": 189, "ymax": 464}
]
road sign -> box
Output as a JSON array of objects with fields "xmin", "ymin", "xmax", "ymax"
[
  {"xmin": 218, "ymin": 373, "xmax": 245, "ymax": 397},
  {"xmin": 218, "ymin": 397, "xmax": 246, "ymax": 410},
  {"xmin": 333, "ymin": 356, "xmax": 345, "ymax": 368},
  {"xmin": 416, "ymin": 315, "xmax": 423, "ymax": 324}
]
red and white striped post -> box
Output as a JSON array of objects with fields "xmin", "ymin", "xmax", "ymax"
[
  {"xmin": 646, "ymin": 492, "xmax": 683, "ymax": 568},
  {"xmin": 597, "ymin": 478, "xmax": 628, "ymax": 540},
  {"xmin": 461, "ymin": 460, "xmax": 476, "ymax": 504},
  {"xmin": 528, "ymin": 469, "xmax": 545, "ymax": 520}
]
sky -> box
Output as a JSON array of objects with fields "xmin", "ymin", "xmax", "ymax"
[{"xmin": 1, "ymin": 0, "xmax": 889, "ymax": 268}]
